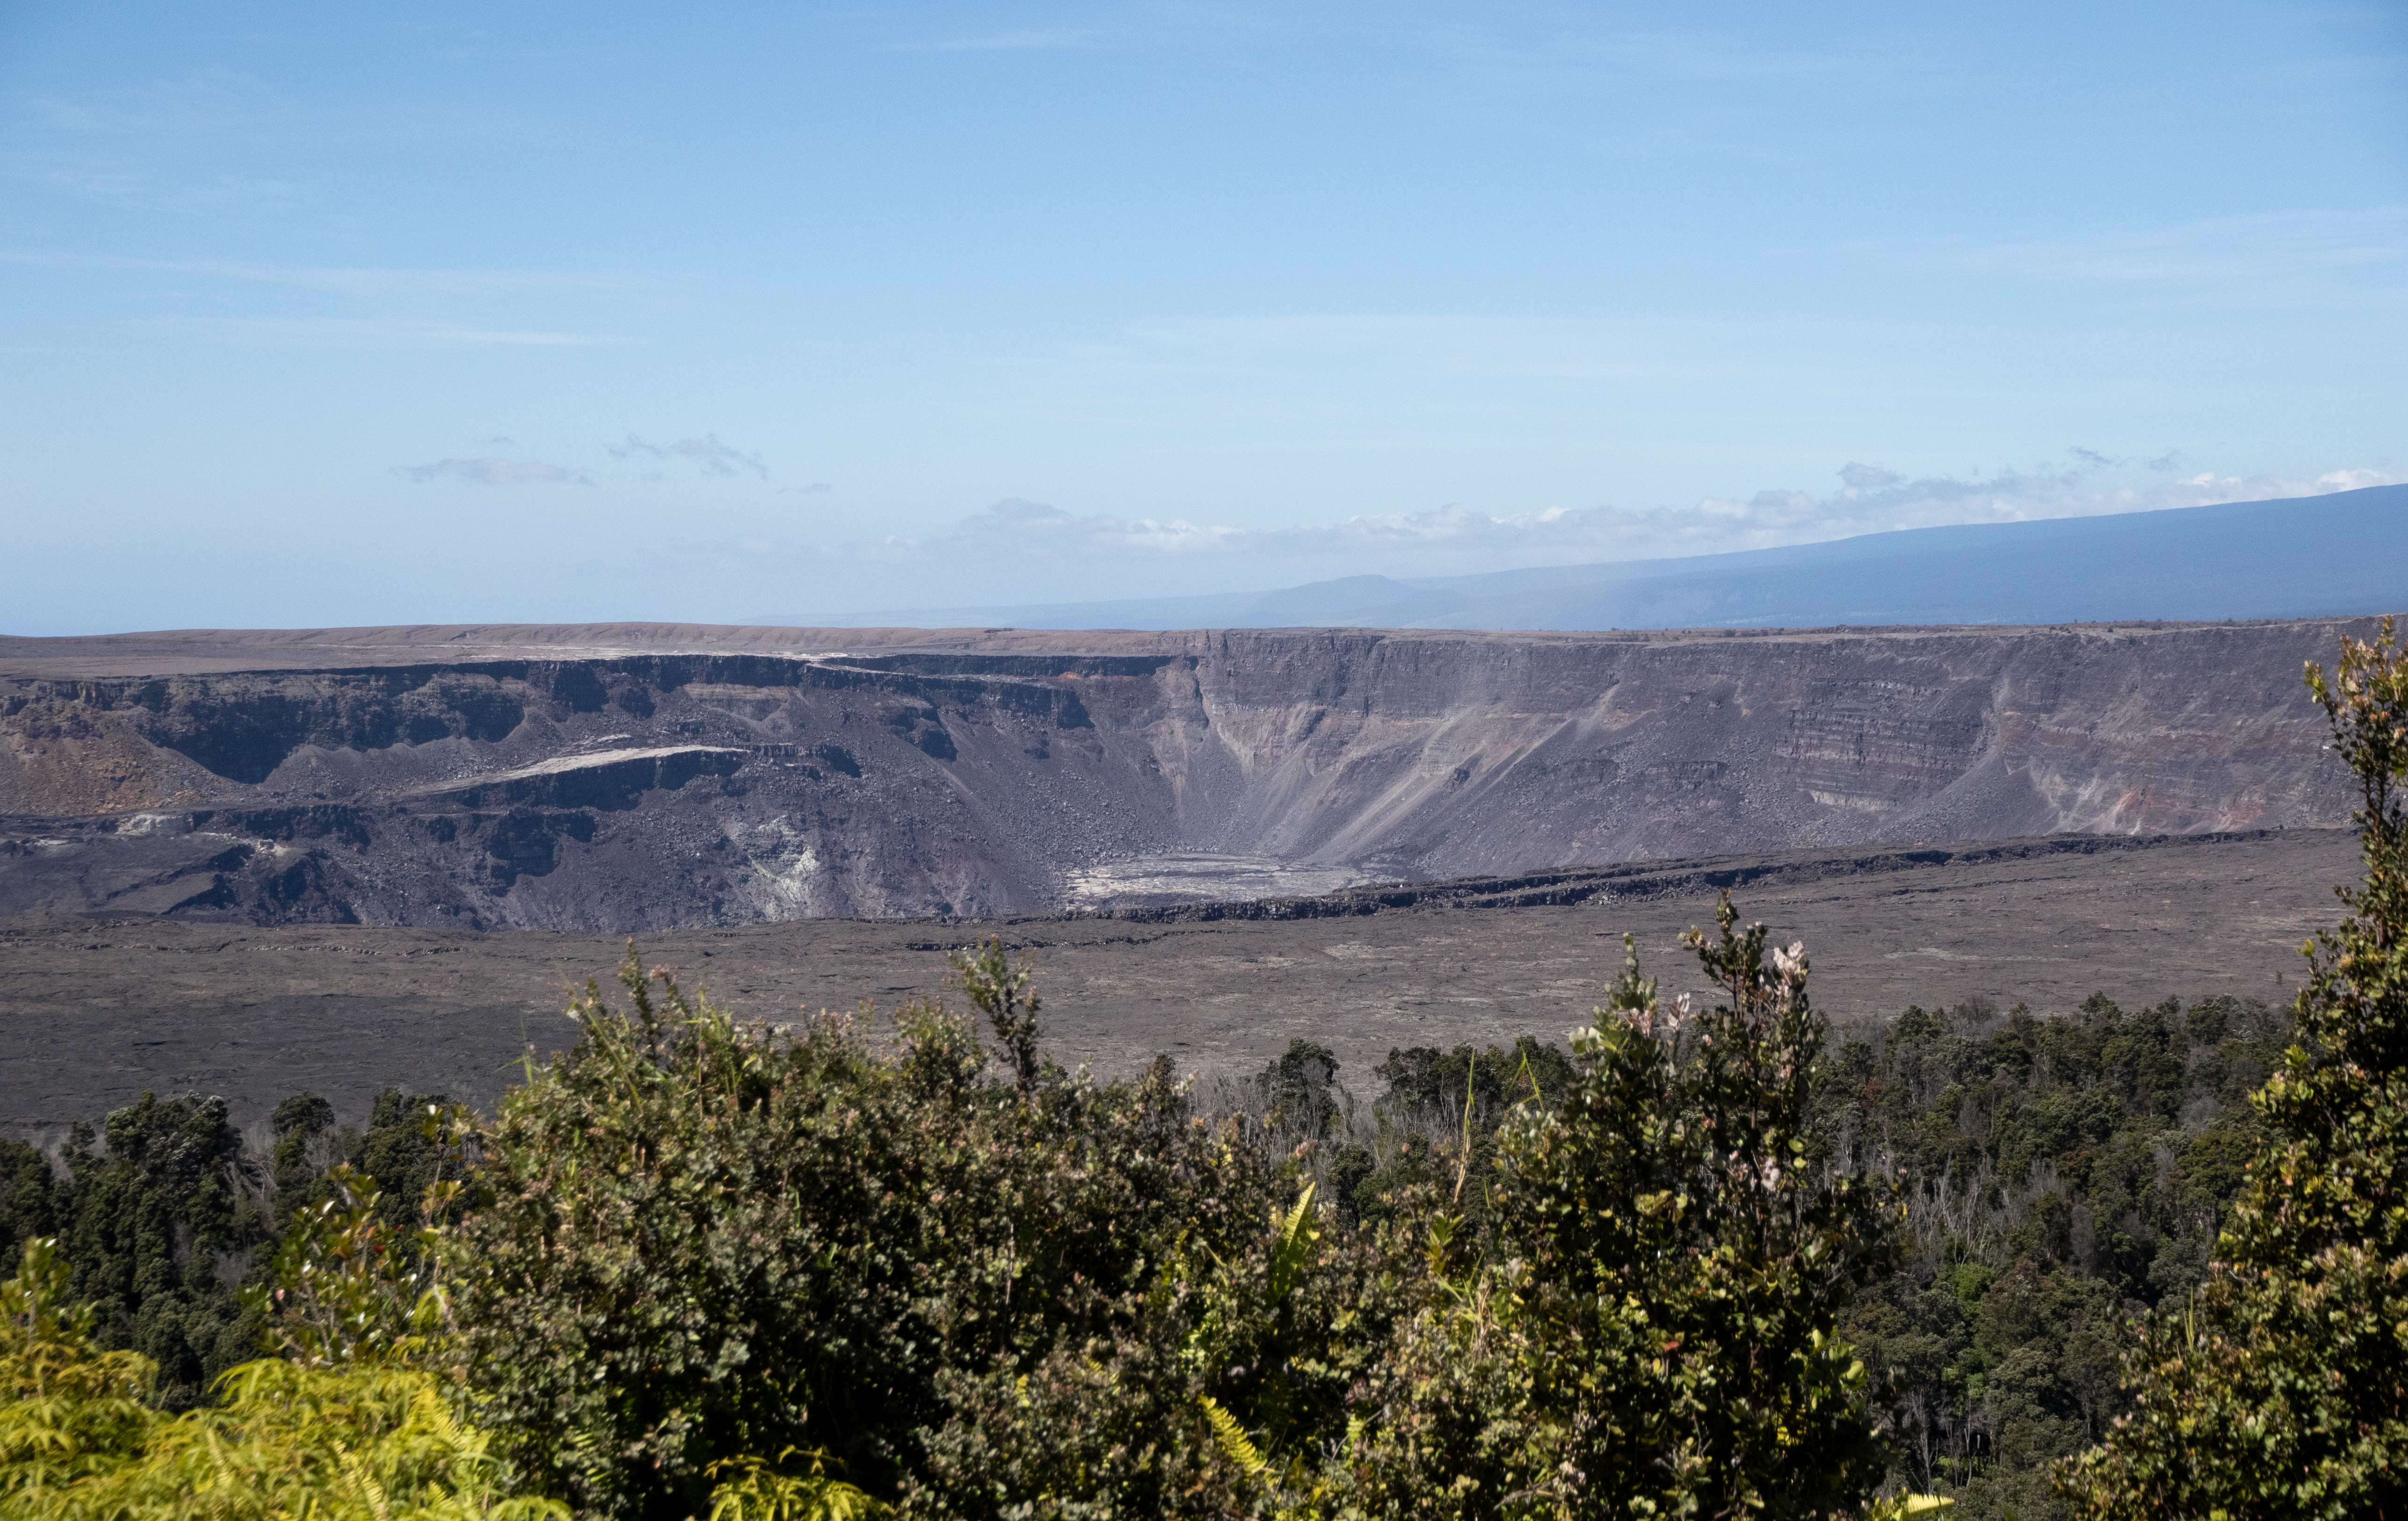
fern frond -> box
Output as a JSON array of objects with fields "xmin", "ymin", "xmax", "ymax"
[
  {"xmin": 705, "ymin": 1449, "xmax": 890, "ymax": 1521},
  {"xmin": 1199, "ymin": 1395, "xmax": 1268, "ymax": 1476},
  {"xmin": 1267, "ymin": 1183, "xmax": 1320, "ymax": 1305},
  {"xmin": 1861, "ymin": 1494, "xmax": 1954, "ymax": 1520}
]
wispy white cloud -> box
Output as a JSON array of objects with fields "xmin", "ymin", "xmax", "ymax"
[
  {"xmin": 1029, "ymin": 313, "xmax": 1786, "ymax": 404},
  {"xmin": 690, "ymin": 460, "xmax": 2408, "ymax": 599},
  {"xmin": 5, "ymin": 72, "xmax": 305, "ymax": 210},
  {"xmin": 882, "ymin": 1, "xmax": 1307, "ymax": 55},
  {"xmin": 26, "ymin": 71, "xmax": 277, "ymax": 139},
  {"xmin": 4, "ymin": 152, "xmax": 299, "ymax": 210},
  {"xmin": 609, "ymin": 433, "xmax": 768, "ymax": 478},
  {"xmin": 901, "ymin": 24, "xmax": 1113, "ymax": 52},
  {"xmin": 1862, "ymin": 206, "xmax": 2408, "ymax": 306},
  {"xmin": 0, "ymin": 247, "xmax": 636, "ymax": 297},
  {"xmin": 885, "ymin": 2, "xmax": 1870, "ymax": 84},
  {"xmin": 394, "ymin": 457, "xmax": 595, "ymax": 487},
  {"xmin": 8, "ymin": 70, "xmax": 545, "ymax": 212},
  {"xmin": 1671, "ymin": 463, "xmax": 2408, "ymax": 554},
  {"xmin": 135, "ymin": 317, "xmax": 612, "ymax": 348}
]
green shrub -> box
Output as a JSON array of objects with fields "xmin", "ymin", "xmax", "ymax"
[
  {"xmin": 4, "ymin": 1232, "xmax": 557, "ymax": 1521},
  {"xmin": 448, "ymin": 939, "xmax": 1358, "ymax": 1520},
  {"xmin": 1323, "ymin": 903, "xmax": 1902, "ymax": 1520},
  {"xmin": 2057, "ymin": 619, "xmax": 2408, "ymax": 1518},
  {"xmin": 2, "ymin": 1235, "xmax": 158, "ymax": 1504}
]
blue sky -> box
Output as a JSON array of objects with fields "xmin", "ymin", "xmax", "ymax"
[{"xmin": 3, "ymin": 0, "xmax": 2401, "ymax": 632}]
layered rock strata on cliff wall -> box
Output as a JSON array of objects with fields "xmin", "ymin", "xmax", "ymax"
[{"xmin": 0, "ymin": 620, "xmax": 2364, "ymax": 927}]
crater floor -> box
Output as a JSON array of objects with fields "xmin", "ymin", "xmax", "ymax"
[{"xmin": 2, "ymin": 826, "xmax": 2357, "ymax": 1140}]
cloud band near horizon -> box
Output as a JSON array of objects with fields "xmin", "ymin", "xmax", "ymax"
[{"xmin": 684, "ymin": 460, "xmax": 2408, "ymax": 604}]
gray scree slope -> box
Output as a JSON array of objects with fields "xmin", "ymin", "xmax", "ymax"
[{"xmin": 0, "ymin": 619, "xmax": 2372, "ymax": 929}]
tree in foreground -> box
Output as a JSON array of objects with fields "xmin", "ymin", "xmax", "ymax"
[
  {"xmin": 1325, "ymin": 900, "xmax": 1905, "ymax": 1519},
  {"xmin": 450, "ymin": 938, "xmax": 1360, "ymax": 1520},
  {"xmin": 2058, "ymin": 618, "xmax": 2408, "ymax": 1520}
]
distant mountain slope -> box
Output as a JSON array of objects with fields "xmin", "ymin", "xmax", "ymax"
[{"xmin": 763, "ymin": 483, "xmax": 2408, "ymax": 630}]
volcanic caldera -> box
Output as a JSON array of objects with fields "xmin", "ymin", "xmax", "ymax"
[{"xmin": 0, "ymin": 617, "xmax": 2372, "ymax": 929}]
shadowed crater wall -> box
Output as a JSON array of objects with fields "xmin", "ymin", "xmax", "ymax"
[{"xmin": 0, "ymin": 618, "xmax": 2370, "ymax": 929}]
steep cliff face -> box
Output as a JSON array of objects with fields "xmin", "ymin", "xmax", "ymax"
[
  {"xmin": 0, "ymin": 620, "xmax": 2363, "ymax": 927},
  {"xmin": 1044, "ymin": 622, "xmax": 2344, "ymax": 877}
]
